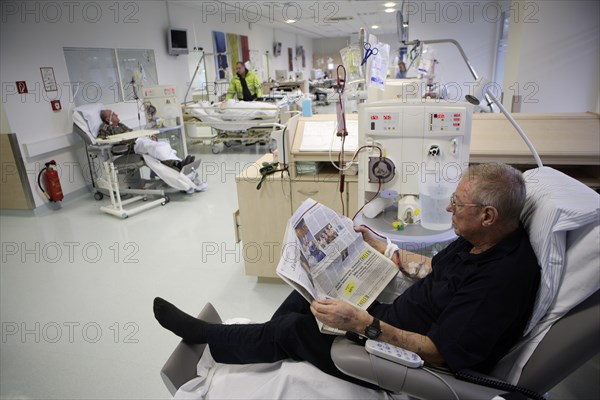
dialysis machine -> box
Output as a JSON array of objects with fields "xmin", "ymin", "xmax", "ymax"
[
  {"xmin": 357, "ymin": 99, "xmax": 473, "ymax": 238},
  {"xmin": 141, "ymin": 85, "xmax": 188, "ymax": 157}
]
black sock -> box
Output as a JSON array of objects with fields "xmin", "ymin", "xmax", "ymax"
[{"xmin": 153, "ymin": 297, "xmax": 209, "ymax": 343}]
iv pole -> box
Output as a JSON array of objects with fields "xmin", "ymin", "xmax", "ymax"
[{"xmin": 184, "ymin": 48, "xmax": 207, "ymax": 104}]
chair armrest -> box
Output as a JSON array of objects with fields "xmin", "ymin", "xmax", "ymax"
[
  {"xmin": 160, "ymin": 303, "xmax": 222, "ymax": 396},
  {"xmin": 331, "ymin": 337, "xmax": 502, "ymax": 400},
  {"xmin": 519, "ymin": 289, "xmax": 600, "ymax": 393}
]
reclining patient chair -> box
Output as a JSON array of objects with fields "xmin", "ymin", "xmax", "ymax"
[
  {"xmin": 73, "ymin": 103, "xmax": 205, "ymax": 218},
  {"xmin": 160, "ymin": 167, "xmax": 599, "ymax": 399},
  {"xmin": 73, "ymin": 103, "xmax": 169, "ymax": 218}
]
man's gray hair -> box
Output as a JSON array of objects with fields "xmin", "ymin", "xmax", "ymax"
[
  {"xmin": 462, "ymin": 163, "xmax": 526, "ymax": 223},
  {"xmin": 100, "ymin": 110, "xmax": 111, "ymax": 123}
]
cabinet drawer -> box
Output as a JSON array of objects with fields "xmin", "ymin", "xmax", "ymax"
[{"xmin": 292, "ymin": 180, "xmax": 345, "ymax": 215}]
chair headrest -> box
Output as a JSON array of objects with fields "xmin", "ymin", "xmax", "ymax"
[
  {"xmin": 491, "ymin": 167, "xmax": 599, "ymax": 384},
  {"xmin": 521, "ymin": 166, "xmax": 600, "ymax": 334},
  {"xmin": 73, "ymin": 103, "xmax": 104, "ymax": 139}
]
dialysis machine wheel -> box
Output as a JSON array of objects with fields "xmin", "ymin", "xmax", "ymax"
[{"xmin": 94, "ymin": 192, "xmax": 104, "ymax": 201}]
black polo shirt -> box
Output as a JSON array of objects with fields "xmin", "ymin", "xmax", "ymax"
[{"xmin": 373, "ymin": 226, "xmax": 540, "ymax": 372}]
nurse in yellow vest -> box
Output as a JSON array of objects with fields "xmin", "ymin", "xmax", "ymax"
[{"xmin": 226, "ymin": 61, "xmax": 263, "ymax": 101}]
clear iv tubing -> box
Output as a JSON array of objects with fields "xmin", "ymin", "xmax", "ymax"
[{"xmin": 327, "ymin": 133, "xmax": 383, "ymax": 172}]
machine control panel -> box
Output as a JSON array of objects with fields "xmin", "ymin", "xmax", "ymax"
[
  {"xmin": 365, "ymin": 105, "xmax": 467, "ymax": 138},
  {"xmin": 358, "ymin": 100, "xmax": 473, "ymax": 208},
  {"xmin": 368, "ymin": 112, "xmax": 400, "ymax": 132},
  {"xmin": 428, "ymin": 111, "xmax": 464, "ymax": 133},
  {"xmin": 142, "ymin": 85, "xmax": 177, "ymax": 99}
]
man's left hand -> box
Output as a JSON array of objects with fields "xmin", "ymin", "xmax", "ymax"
[{"xmin": 310, "ymin": 298, "xmax": 369, "ymax": 332}]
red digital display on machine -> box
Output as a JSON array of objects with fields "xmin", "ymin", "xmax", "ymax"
[
  {"xmin": 383, "ymin": 115, "xmax": 392, "ymax": 120},
  {"xmin": 370, "ymin": 115, "xmax": 379, "ymax": 120}
]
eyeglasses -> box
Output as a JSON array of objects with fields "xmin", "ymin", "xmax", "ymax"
[{"xmin": 449, "ymin": 193, "xmax": 484, "ymax": 210}]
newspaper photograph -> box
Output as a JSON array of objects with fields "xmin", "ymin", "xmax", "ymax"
[{"xmin": 276, "ymin": 199, "xmax": 400, "ymax": 334}]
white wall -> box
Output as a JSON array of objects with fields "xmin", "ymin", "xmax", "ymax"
[
  {"xmin": 267, "ymin": 29, "xmax": 313, "ymax": 81},
  {"xmin": 322, "ymin": 0, "xmax": 600, "ymax": 115},
  {"xmin": 0, "ymin": 0, "xmax": 314, "ymax": 207},
  {"xmin": 170, "ymin": 4, "xmax": 313, "ymax": 83},
  {"xmin": 312, "ymin": 2, "xmax": 500, "ymax": 101},
  {"xmin": 504, "ymin": 0, "xmax": 600, "ymax": 112},
  {"xmin": 384, "ymin": 0, "xmax": 500, "ymax": 103},
  {"xmin": 312, "ymin": 37, "xmax": 351, "ymax": 74}
]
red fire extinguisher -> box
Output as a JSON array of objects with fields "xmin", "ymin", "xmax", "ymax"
[{"xmin": 37, "ymin": 160, "xmax": 64, "ymax": 202}]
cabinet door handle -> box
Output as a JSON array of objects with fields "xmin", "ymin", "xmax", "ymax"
[
  {"xmin": 298, "ymin": 189, "xmax": 319, "ymax": 196},
  {"xmin": 233, "ymin": 209, "xmax": 242, "ymax": 244}
]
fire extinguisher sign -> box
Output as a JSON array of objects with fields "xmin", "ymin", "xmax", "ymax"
[{"xmin": 16, "ymin": 81, "xmax": 28, "ymax": 94}]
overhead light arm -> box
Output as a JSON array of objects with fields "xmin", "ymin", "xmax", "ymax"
[
  {"xmin": 471, "ymin": 89, "xmax": 544, "ymax": 168},
  {"xmin": 404, "ymin": 39, "xmax": 543, "ymax": 168},
  {"xmin": 466, "ymin": 78, "xmax": 543, "ymax": 168}
]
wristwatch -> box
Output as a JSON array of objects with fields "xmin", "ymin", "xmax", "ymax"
[{"xmin": 364, "ymin": 318, "xmax": 382, "ymax": 340}]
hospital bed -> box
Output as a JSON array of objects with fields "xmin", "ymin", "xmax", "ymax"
[
  {"xmin": 183, "ymin": 97, "xmax": 300, "ymax": 154},
  {"xmin": 160, "ymin": 166, "xmax": 599, "ymax": 399},
  {"xmin": 309, "ymin": 79, "xmax": 337, "ymax": 106},
  {"xmin": 73, "ymin": 103, "xmax": 205, "ymax": 218}
]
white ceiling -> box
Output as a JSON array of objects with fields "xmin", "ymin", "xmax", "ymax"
[{"xmin": 176, "ymin": 0, "xmax": 403, "ymax": 39}]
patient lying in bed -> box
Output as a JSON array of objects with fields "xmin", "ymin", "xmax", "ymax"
[{"xmin": 185, "ymin": 100, "xmax": 279, "ymax": 131}]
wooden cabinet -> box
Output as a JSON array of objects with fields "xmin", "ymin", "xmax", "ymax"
[
  {"xmin": 235, "ymin": 154, "xmax": 291, "ymax": 278},
  {"xmin": 235, "ymin": 114, "xmax": 361, "ymax": 278},
  {"xmin": 346, "ymin": 182, "xmax": 359, "ymax": 217},
  {"xmin": 235, "ymin": 153, "xmax": 358, "ymax": 278},
  {"xmin": 288, "ymin": 114, "xmax": 359, "ymax": 217},
  {"xmin": 292, "ymin": 178, "xmax": 344, "ymax": 215},
  {"xmin": 470, "ymin": 112, "xmax": 600, "ymax": 188}
]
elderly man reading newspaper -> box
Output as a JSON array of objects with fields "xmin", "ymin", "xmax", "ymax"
[{"xmin": 154, "ymin": 163, "xmax": 540, "ymax": 387}]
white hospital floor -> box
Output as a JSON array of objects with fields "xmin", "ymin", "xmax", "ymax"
[
  {"xmin": 0, "ymin": 142, "xmax": 293, "ymax": 399},
  {"xmin": 1, "ymin": 113, "xmax": 598, "ymax": 399}
]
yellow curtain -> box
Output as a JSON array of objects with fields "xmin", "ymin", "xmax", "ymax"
[{"xmin": 227, "ymin": 33, "xmax": 240, "ymax": 74}]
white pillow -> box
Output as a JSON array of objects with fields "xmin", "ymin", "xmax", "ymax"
[
  {"xmin": 521, "ymin": 166, "xmax": 600, "ymax": 334},
  {"xmin": 491, "ymin": 167, "xmax": 599, "ymax": 384},
  {"xmin": 72, "ymin": 111, "xmax": 88, "ymax": 134},
  {"xmin": 74, "ymin": 103, "xmax": 104, "ymax": 138}
]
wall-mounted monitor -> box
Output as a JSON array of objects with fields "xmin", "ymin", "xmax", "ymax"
[{"xmin": 168, "ymin": 28, "xmax": 189, "ymax": 56}]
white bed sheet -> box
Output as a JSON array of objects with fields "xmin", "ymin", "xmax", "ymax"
[
  {"xmin": 142, "ymin": 155, "xmax": 206, "ymax": 193},
  {"xmin": 172, "ymin": 316, "xmax": 407, "ymax": 400},
  {"xmin": 187, "ymin": 100, "xmax": 279, "ymax": 131},
  {"xmin": 174, "ymin": 347, "xmax": 406, "ymax": 400}
]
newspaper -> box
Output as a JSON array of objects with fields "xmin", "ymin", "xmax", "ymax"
[{"xmin": 276, "ymin": 198, "xmax": 400, "ymax": 335}]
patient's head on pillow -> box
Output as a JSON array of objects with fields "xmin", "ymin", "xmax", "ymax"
[{"xmin": 100, "ymin": 109, "xmax": 119, "ymax": 126}]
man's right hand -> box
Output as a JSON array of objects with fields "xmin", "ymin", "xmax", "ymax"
[{"xmin": 354, "ymin": 225, "xmax": 387, "ymax": 254}]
